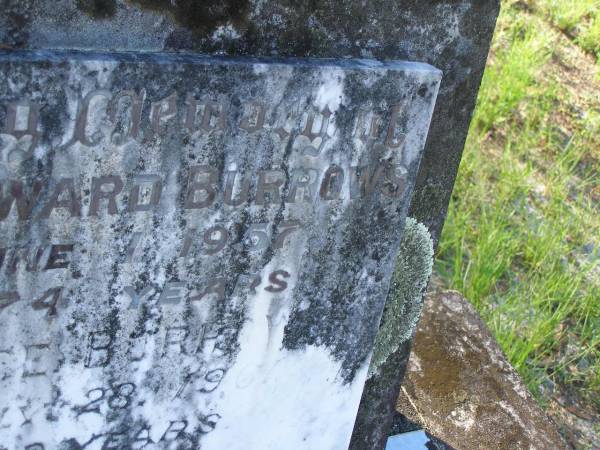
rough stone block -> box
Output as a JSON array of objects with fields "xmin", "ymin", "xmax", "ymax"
[{"xmin": 396, "ymin": 291, "xmax": 568, "ymax": 450}]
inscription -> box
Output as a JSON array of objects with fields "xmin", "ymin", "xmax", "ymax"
[
  {"xmin": 0, "ymin": 287, "xmax": 64, "ymax": 316},
  {"xmin": 2, "ymin": 94, "xmax": 406, "ymax": 153},
  {"xmin": 0, "ymin": 52, "xmax": 441, "ymax": 449},
  {"xmin": 74, "ymin": 382, "xmax": 136, "ymax": 416},
  {"xmin": 0, "ymin": 245, "xmax": 73, "ymax": 273},
  {"xmin": 0, "ymin": 164, "xmax": 406, "ymax": 223}
]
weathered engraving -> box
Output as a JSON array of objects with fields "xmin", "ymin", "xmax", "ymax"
[{"xmin": 0, "ymin": 50, "xmax": 440, "ymax": 449}]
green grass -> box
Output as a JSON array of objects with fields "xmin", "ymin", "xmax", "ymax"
[
  {"xmin": 543, "ymin": 0, "xmax": 598, "ymax": 31},
  {"xmin": 578, "ymin": 15, "xmax": 600, "ymax": 60},
  {"xmin": 436, "ymin": 0, "xmax": 600, "ymax": 410},
  {"xmin": 541, "ymin": 0, "xmax": 600, "ymax": 61}
]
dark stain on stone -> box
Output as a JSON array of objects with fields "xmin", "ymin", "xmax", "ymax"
[
  {"xmin": 127, "ymin": 0, "xmax": 251, "ymax": 35},
  {"xmin": 278, "ymin": 26, "xmax": 330, "ymax": 57},
  {"xmin": 1, "ymin": 2, "xmax": 32, "ymax": 49},
  {"xmin": 77, "ymin": 0, "xmax": 118, "ymax": 19}
]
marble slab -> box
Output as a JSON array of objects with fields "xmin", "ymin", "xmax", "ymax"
[{"xmin": 0, "ymin": 50, "xmax": 440, "ymax": 449}]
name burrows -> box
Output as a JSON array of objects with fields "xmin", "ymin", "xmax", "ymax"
[
  {"xmin": 0, "ymin": 164, "xmax": 408, "ymax": 222},
  {"xmin": 0, "ymin": 92, "xmax": 408, "ymax": 160}
]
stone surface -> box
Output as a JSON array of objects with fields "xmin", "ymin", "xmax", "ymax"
[
  {"xmin": 396, "ymin": 291, "xmax": 568, "ymax": 450},
  {"xmin": 351, "ymin": 217, "xmax": 433, "ymax": 450},
  {"xmin": 0, "ymin": 1, "xmax": 500, "ymax": 446},
  {"xmin": 0, "ymin": 0, "xmax": 500, "ymax": 245},
  {"xmin": 0, "ymin": 49, "xmax": 440, "ymax": 449}
]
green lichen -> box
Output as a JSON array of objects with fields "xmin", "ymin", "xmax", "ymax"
[{"xmin": 368, "ymin": 217, "xmax": 434, "ymax": 378}]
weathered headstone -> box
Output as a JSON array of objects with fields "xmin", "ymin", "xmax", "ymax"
[
  {"xmin": 0, "ymin": 49, "xmax": 440, "ymax": 448},
  {"xmin": 1, "ymin": 1, "xmax": 500, "ymax": 448}
]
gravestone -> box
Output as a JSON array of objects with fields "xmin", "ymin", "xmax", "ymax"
[
  {"xmin": 1, "ymin": 1, "xmax": 500, "ymax": 448},
  {"xmin": 0, "ymin": 49, "xmax": 441, "ymax": 448}
]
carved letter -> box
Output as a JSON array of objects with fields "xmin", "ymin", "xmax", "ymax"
[
  {"xmin": 31, "ymin": 287, "xmax": 63, "ymax": 317},
  {"xmin": 287, "ymin": 168, "xmax": 318, "ymax": 203},
  {"xmin": 199, "ymin": 414, "xmax": 221, "ymax": 434},
  {"xmin": 163, "ymin": 326, "xmax": 189, "ymax": 355},
  {"xmin": 23, "ymin": 343, "xmax": 51, "ymax": 377},
  {"xmin": 39, "ymin": 178, "xmax": 81, "ymax": 219},
  {"xmin": 89, "ymin": 175, "xmax": 124, "ymax": 216},
  {"xmin": 150, "ymin": 93, "xmax": 178, "ymax": 137},
  {"xmin": 125, "ymin": 286, "xmax": 155, "ymax": 310},
  {"xmin": 45, "ymin": 244, "xmax": 74, "ymax": 270},
  {"xmin": 179, "ymin": 228, "xmax": 196, "ymax": 258},
  {"xmin": 85, "ymin": 330, "xmax": 113, "ymax": 368},
  {"xmin": 223, "ymin": 170, "xmax": 250, "ymax": 207},
  {"xmin": 255, "ymin": 170, "xmax": 285, "ymax": 205},
  {"xmin": 0, "ymin": 290, "xmax": 20, "ymax": 311},
  {"xmin": 355, "ymin": 110, "xmax": 382, "ymax": 143},
  {"xmin": 0, "ymin": 179, "xmax": 44, "ymax": 221},
  {"xmin": 301, "ymin": 107, "xmax": 333, "ymax": 141},
  {"xmin": 184, "ymin": 94, "xmax": 199, "ymax": 133},
  {"xmin": 189, "ymin": 278, "xmax": 225, "ymax": 303},
  {"xmin": 2, "ymin": 101, "xmax": 40, "ymax": 152},
  {"xmin": 184, "ymin": 95, "xmax": 227, "ymax": 133},
  {"xmin": 319, "ymin": 165, "xmax": 345, "ymax": 200},
  {"xmin": 184, "ymin": 165, "xmax": 217, "ymax": 209},
  {"xmin": 159, "ymin": 282, "xmax": 186, "ymax": 305},
  {"xmin": 6, "ymin": 247, "xmax": 46, "ymax": 274},
  {"xmin": 72, "ymin": 90, "xmax": 112, "ymax": 147},
  {"xmin": 128, "ymin": 175, "xmax": 163, "ymax": 212},
  {"xmin": 232, "ymin": 273, "xmax": 261, "ymax": 297},
  {"xmin": 200, "ymin": 100, "xmax": 226, "ymax": 132},
  {"xmin": 382, "ymin": 164, "xmax": 408, "ymax": 198},
  {"xmin": 126, "ymin": 232, "xmax": 143, "ymax": 262},
  {"xmin": 160, "ymin": 420, "xmax": 188, "ymax": 442},
  {"xmin": 108, "ymin": 90, "xmax": 145, "ymax": 145},
  {"xmin": 239, "ymin": 101, "xmax": 266, "ymax": 132},
  {"xmin": 349, "ymin": 165, "xmax": 386, "ymax": 198},
  {"xmin": 265, "ymin": 270, "xmax": 290, "ymax": 293},
  {"xmin": 132, "ymin": 428, "xmax": 153, "ymax": 448},
  {"xmin": 297, "ymin": 107, "xmax": 334, "ymax": 156}
]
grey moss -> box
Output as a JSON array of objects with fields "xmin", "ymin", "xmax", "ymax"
[{"xmin": 368, "ymin": 217, "xmax": 434, "ymax": 378}]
